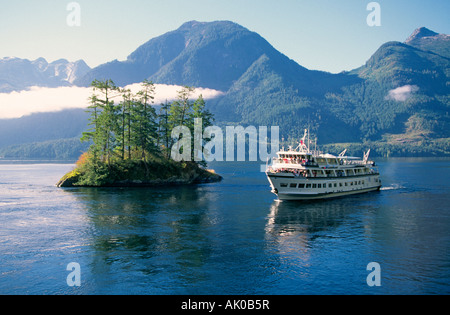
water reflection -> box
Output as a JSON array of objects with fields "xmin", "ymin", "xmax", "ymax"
[
  {"xmin": 66, "ymin": 186, "xmax": 216, "ymax": 292},
  {"xmin": 266, "ymin": 198, "xmax": 357, "ymax": 239},
  {"xmin": 264, "ymin": 197, "xmax": 371, "ymax": 276}
]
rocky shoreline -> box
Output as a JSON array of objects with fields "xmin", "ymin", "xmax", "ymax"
[{"xmin": 56, "ymin": 161, "xmax": 223, "ymax": 188}]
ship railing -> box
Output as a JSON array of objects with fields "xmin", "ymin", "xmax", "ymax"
[
  {"xmin": 343, "ymin": 160, "xmax": 372, "ymax": 166},
  {"xmin": 267, "ymin": 167, "xmax": 380, "ymax": 178},
  {"xmin": 272, "ymin": 158, "xmax": 319, "ymax": 167}
]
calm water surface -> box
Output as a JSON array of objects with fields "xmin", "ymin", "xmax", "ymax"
[{"xmin": 0, "ymin": 158, "xmax": 449, "ymax": 294}]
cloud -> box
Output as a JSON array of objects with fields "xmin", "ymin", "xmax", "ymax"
[
  {"xmin": 385, "ymin": 85, "xmax": 419, "ymax": 102},
  {"xmin": 124, "ymin": 83, "xmax": 224, "ymax": 104},
  {"xmin": 0, "ymin": 84, "xmax": 224, "ymax": 119}
]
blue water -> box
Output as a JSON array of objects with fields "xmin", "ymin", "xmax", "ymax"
[{"xmin": 0, "ymin": 158, "xmax": 449, "ymax": 295}]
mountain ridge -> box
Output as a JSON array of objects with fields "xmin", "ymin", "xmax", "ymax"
[
  {"xmin": 75, "ymin": 20, "xmax": 313, "ymax": 91},
  {"xmin": 404, "ymin": 26, "xmax": 450, "ymax": 59},
  {"xmin": 0, "ymin": 22, "xmax": 448, "ymax": 158},
  {"xmin": 405, "ymin": 27, "xmax": 439, "ymax": 43},
  {"xmin": 0, "ymin": 57, "xmax": 90, "ymax": 93}
]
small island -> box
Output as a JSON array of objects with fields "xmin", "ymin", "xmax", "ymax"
[
  {"xmin": 57, "ymin": 79, "xmax": 222, "ymax": 188},
  {"xmin": 56, "ymin": 156, "xmax": 222, "ymax": 187}
]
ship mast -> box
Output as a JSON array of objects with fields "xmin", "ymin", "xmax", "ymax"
[
  {"xmin": 298, "ymin": 129, "xmax": 309, "ymax": 152},
  {"xmin": 307, "ymin": 129, "xmax": 310, "ymax": 152}
]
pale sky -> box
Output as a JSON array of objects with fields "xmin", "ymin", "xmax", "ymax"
[{"xmin": 0, "ymin": 0, "xmax": 449, "ymax": 73}]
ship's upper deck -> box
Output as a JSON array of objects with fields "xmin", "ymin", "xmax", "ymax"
[{"xmin": 271, "ymin": 129, "xmax": 375, "ymax": 170}]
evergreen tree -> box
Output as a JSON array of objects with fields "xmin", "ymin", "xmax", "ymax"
[
  {"xmin": 134, "ymin": 80, "xmax": 157, "ymax": 161},
  {"xmin": 118, "ymin": 88, "xmax": 133, "ymax": 160},
  {"xmin": 189, "ymin": 94, "xmax": 215, "ymax": 163},
  {"xmin": 169, "ymin": 86, "xmax": 195, "ymax": 127},
  {"xmin": 82, "ymin": 79, "xmax": 120, "ymax": 165},
  {"xmin": 158, "ymin": 100, "xmax": 172, "ymax": 159},
  {"xmin": 80, "ymin": 80, "xmax": 216, "ymax": 169},
  {"xmin": 81, "ymin": 94, "xmax": 101, "ymax": 160}
]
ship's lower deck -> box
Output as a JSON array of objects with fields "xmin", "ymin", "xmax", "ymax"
[{"xmin": 267, "ymin": 172, "xmax": 381, "ymax": 201}]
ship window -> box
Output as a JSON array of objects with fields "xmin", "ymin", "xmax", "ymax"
[
  {"xmin": 290, "ymin": 183, "xmax": 297, "ymax": 188},
  {"xmin": 318, "ymin": 184, "xmax": 322, "ymax": 188},
  {"xmin": 299, "ymin": 184, "xmax": 305, "ymax": 189},
  {"xmin": 280, "ymin": 183, "xmax": 288, "ymax": 187},
  {"xmin": 339, "ymin": 183, "xmax": 343, "ymax": 187},
  {"xmin": 312, "ymin": 184, "xmax": 317, "ymax": 188},
  {"xmin": 329, "ymin": 183, "xmax": 333, "ymax": 188},
  {"xmin": 334, "ymin": 183, "xmax": 337, "ymax": 187},
  {"xmin": 306, "ymin": 184, "xmax": 311, "ymax": 189},
  {"xmin": 345, "ymin": 182, "xmax": 348, "ymax": 186}
]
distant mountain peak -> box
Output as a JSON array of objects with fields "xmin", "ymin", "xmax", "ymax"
[
  {"xmin": 404, "ymin": 27, "xmax": 450, "ymax": 58},
  {"xmin": 177, "ymin": 20, "xmax": 248, "ymax": 34},
  {"xmin": 0, "ymin": 57, "xmax": 91, "ymax": 92},
  {"xmin": 178, "ymin": 20, "xmax": 207, "ymax": 29},
  {"xmin": 77, "ymin": 20, "xmax": 276, "ymax": 90},
  {"xmin": 180, "ymin": 20, "xmax": 238, "ymax": 27},
  {"xmin": 405, "ymin": 27, "xmax": 439, "ymax": 43}
]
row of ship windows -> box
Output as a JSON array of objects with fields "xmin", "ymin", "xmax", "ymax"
[{"xmin": 279, "ymin": 180, "xmax": 376, "ymax": 189}]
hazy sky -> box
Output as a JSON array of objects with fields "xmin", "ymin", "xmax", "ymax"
[{"xmin": 1, "ymin": 0, "xmax": 449, "ymax": 73}]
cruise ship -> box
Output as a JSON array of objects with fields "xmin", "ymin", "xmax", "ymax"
[{"xmin": 266, "ymin": 130, "xmax": 381, "ymax": 200}]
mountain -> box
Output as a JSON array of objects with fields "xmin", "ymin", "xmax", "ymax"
[
  {"xmin": 405, "ymin": 27, "xmax": 450, "ymax": 58},
  {"xmin": 406, "ymin": 27, "xmax": 439, "ymax": 43},
  {"xmin": 75, "ymin": 20, "xmax": 325, "ymax": 91},
  {"xmin": 76, "ymin": 20, "xmax": 354, "ymax": 139},
  {"xmin": 214, "ymin": 27, "xmax": 449, "ymax": 145},
  {"xmin": 0, "ymin": 109, "xmax": 88, "ymax": 148},
  {"xmin": 0, "ymin": 57, "xmax": 90, "ymax": 93},
  {"xmin": 211, "ymin": 25, "xmax": 449, "ymax": 151},
  {"xmin": 0, "ymin": 137, "xmax": 90, "ymax": 160},
  {"xmin": 0, "ymin": 23, "xmax": 448, "ymax": 158},
  {"xmin": 77, "ymin": 22, "xmax": 448, "ymax": 147},
  {"xmin": 343, "ymin": 29, "xmax": 450, "ymax": 140}
]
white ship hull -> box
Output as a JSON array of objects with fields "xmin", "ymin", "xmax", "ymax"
[
  {"xmin": 267, "ymin": 173, "xmax": 381, "ymax": 201},
  {"xmin": 266, "ymin": 129, "xmax": 382, "ymax": 201}
]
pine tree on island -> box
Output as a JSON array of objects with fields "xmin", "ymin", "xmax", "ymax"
[{"xmin": 57, "ymin": 79, "xmax": 221, "ymax": 187}]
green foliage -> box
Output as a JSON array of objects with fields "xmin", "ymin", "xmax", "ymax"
[
  {"xmin": 210, "ymin": 37, "xmax": 449, "ymax": 150},
  {"xmin": 0, "ymin": 109, "xmax": 89, "ymax": 150},
  {"xmin": 157, "ymin": 100, "xmax": 172, "ymax": 158},
  {"xmin": 322, "ymin": 138, "xmax": 450, "ymax": 158},
  {"xmin": 81, "ymin": 80, "xmax": 215, "ymax": 164},
  {"xmin": 133, "ymin": 79, "xmax": 158, "ymax": 160},
  {"xmin": 81, "ymin": 79, "xmax": 121, "ymax": 164},
  {"xmin": 75, "ymin": 154, "xmax": 110, "ymax": 186},
  {"xmin": 64, "ymin": 150, "xmax": 220, "ymax": 187},
  {"xmin": 0, "ymin": 137, "xmax": 90, "ymax": 160},
  {"xmin": 62, "ymin": 79, "xmax": 217, "ymax": 186}
]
